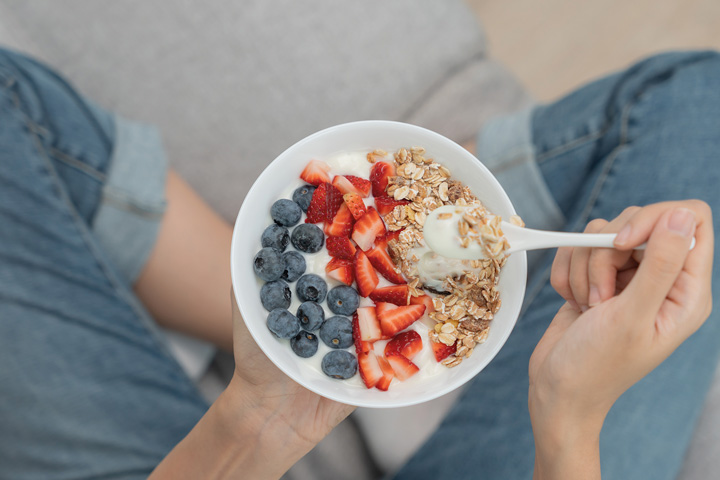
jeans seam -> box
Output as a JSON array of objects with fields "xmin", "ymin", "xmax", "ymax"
[
  {"xmin": 572, "ymin": 103, "xmax": 632, "ymax": 231},
  {"xmin": 521, "ymin": 94, "xmax": 635, "ymax": 314},
  {"xmin": 491, "ymin": 152, "xmax": 533, "ymax": 175},
  {"xmin": 3, "ymin": 71, "xmax": 108, "ymax": 184},
  {"xmin": 5, "ymin": 83, "xmax": 205, "ymax": 400},
  {"xmin": 536, "ymin": 126, "xmax": 609, "ymax": 165},
  {"xmin": 50, "ymin": 146, "xmax": 107, "ymax": 183},
  {"xmin": 101, "ymin": 186, "xmax": 165, "ymax": 220}
]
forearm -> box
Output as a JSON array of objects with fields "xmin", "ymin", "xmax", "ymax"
[
  {"xmin": 135, "ymin": 170, "xmax": 234, "ymax": 351},
  {"xmin": 150, "ymin": 378, "xmax": 311, "ymax": 480}
]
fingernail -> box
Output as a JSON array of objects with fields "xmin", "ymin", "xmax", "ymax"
[
  {"xmin": 568, "ymin": 299, "xmax": 580, "ymax": 312},
  {"xmin": 668, "ymin": 208, "xmax": 695, "ymax": 236},
  {"xmin": 588, "ymin": 286, "xmax": 601, "ymax": 307},
  {"xmin": 615, "ymin": 224, "xmax": 631, "ymax": 246},
  {"xmin": 580, "ymin": 305, "xmax": 589, "ymax": 313}
]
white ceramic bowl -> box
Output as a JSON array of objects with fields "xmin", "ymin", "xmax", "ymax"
[{"xmin": 230, "ymin": 121, "xmax": 527, "ymax": 408}]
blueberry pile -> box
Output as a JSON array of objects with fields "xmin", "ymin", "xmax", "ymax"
[{"xmin": 253, "ymin": 191, "xmax": 359, "ymax": 380}]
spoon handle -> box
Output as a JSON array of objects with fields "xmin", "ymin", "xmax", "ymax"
[
  {"xmin": 503, "ymin": 223, "xmax": 695, "ymax": 254},
  {"xmin": 504, "ymin": 227, "xmax": 617, "ymax": 254}
]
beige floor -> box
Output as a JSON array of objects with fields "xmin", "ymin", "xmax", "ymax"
[{"xmin": 466, "ymin": 0, "xmax": 720, "ymax": 101}]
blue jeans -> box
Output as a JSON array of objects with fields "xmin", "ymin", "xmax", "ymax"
[
  {"xmin": 0, "ymin": 49, "xmax": 208, "ymax": 479},
  {"xmin": 0, "ymin": 48, "xmax": 718, "ymax": 479},
  {"xmin": 394, "ymin": 51, "xmax": 720, "ymax": 480}
]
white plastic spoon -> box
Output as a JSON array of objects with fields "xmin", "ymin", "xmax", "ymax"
[{"xmin": 423, "ymin": 205, "xmax": 695, "ymax": 260}]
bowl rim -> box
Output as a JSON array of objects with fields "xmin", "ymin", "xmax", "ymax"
[{"xmin": 230, "ymin": 120, "xmax": 527, "ymax": 408}]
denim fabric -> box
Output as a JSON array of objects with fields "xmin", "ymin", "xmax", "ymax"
[
  {"xmin": 0, "ymin": 49, "xmax": 207, "ymax": 479},
  {"xmin": 394, "ymin": 51, "xmax": 720, "ymax": 480}
]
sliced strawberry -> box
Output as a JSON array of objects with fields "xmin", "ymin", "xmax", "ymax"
[
  {"xmin": 345, "ymin": 175, "xmax": 372, "ymax": 197},
  {"xmin": 358, "ymin": 352, "xmax": 383, "ymax": 389},
  {"xmin": 386, "ymin": 354, "xmax": 419, "ymax": 381},
  {"xmin": 356, "ymin": 306, "xmax": 382, "ymax": 342},
  {"xmin": 410, "ymin": 294, "xmax": 434, "ymax": 310},
  {"xmin": 369, "ymin": 285, "xmax": 409, "ymax": 306},
  {"xmin": 431, "ymin": 339, "xmax": 456, "ymax": 362},
  {"xmin": 370, "ymin": 161, "xmax": 396, "ymax": 197},
  {"xmin": 324, "ymin": 203, "xmax": 354, "ymax": 237},
  {"xmin": 343, "ymin": 193, "xmax": 367, "ymax": 220},
  {"xmin": 366, "ymin": 246, "xmax": 405, "ymax": 284},
  {"xmin": 385, "ymin": 330, "xmax": 423, "ymax": 360},
  {"xmin": 375, "ymin": 229, "xmax": 403, "ymax": 250},
  {"xmin": 410, "ymin": 294, "xmax": 435, "ymax": 327},
  {"xmin": 353, "ymin": 250, "xmax": 379, "ymax": 297},
  {"xmin": 332, "ymin": 175, "xmax": 371, "ymax": 197},
  {"xmin": 378, "ymin": 304, "xmax": 426, "ymax": 337},
  {"xmin": 324, "ymin": 183, "xmax": 345, "ymax": 221},
  {"xmin": 375, "ymin": 301, "xmax": 397, "ymax": 317},
  {"xmin": 305, "ymin": 182, "xmax": 343, "ymax": 223},
  {"xmin": 325, "ymin": 257, "xmax": 354, "ymax": 286},
  {"xmin": 352, "ymin": 314, "xmax": 372, "ymax": 354},
  {"xmin": 300, "ymin": 159, "xmax": 331, "ymax": 186},
  {"xmin": 305, "ymin": 183, "xmax": 328, "ymax": 223},
  {"xmin": 375, "ymin": 195, "xmax": 410, "ymax": 215},
  {"xmin": 351, "ymin": 207, "xmax": 386, "ymax": 251},
  {"xmin": 375, "ymin": 355, "xmax": 395, "ymax": 391},
  {"xmin": 326, "ymin": 236, "xmax": 357, "ymax": 261},
  {"xmin": 332, "ymin": 175, "xmax": 358, "ymax": 196}
]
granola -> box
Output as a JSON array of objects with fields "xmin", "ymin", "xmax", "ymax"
[{"xmin": 370, "ymin": 146, "xmax": 517, "ymax": 367}]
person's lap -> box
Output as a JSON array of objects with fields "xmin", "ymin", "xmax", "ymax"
[
  {"xmin": 2, "ymin": 45, "xmax": 719, "ymax": 480},
  {"xmin": 0, "ymin": 48, "xmax": 207, "ymax": 479},
  {"xmin": 394, "ymin": 51, "xmax": 720, "ymax": 479}
]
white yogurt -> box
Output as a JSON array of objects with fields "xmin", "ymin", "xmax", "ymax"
[{"xmin": 269, "ymin": 151, "xmax": 452, "ymax": 389}]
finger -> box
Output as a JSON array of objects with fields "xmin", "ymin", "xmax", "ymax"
[
  {"xmin": 614, "ymin": 200, "xmax": 713, "ymax": 283},
  {"xmin": 551, "ymin": 246, "xmax": 578, "ymax": 311},
  {"xmin": 569, "ymin": 246, "xmax": 591, "ymax": 310},
  {"xmin": 586, "ymin": 208, "xmax": 640, "ymax": 305},
  {"xmin": 621, "ymin": 208, "xmax": 696, "ymax": 321},
  {"xmin": 570, "ymin": 219, "xmax": 608, "ymax": 310}
]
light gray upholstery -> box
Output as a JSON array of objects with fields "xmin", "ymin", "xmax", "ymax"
[{"xmin": 0, "ymin": 0, "xmax": 530, "ymax": 221}]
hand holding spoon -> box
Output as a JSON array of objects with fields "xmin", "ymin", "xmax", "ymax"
[{"xmin": 423, "ymin": 205, "xmax": 696, "ymax": 260}]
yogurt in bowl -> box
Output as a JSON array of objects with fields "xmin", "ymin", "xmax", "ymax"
[{"xmin": 231, "ymin": 121, "xmax": 527, "ymax": 408}]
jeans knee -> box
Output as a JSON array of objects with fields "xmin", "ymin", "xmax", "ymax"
[
  {"xmin": 661, "ymin": 50, "xmax": 720, "ymax": 101},
  {"xmin": 633, "ymin": 51, "xmax": 720, "ymax": 113}
]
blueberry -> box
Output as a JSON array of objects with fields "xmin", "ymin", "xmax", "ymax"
[
  {"xmin": 321, "ymin": 350, "xmax": 358, "ymax": 379},
  {"xmin": 290, "ymin": 331, "xmax": 319, "ymax": 358},
  {"xmin": 296, "ymin": 274, "xmax": 327, "ymax": 303},
  {"xmin": 296, "ymin": 301, "xmax": 325, "ymax": 331},
  {"xmin": 261, "ymin": 224, "xmax": 290, "ymax": 252},
  {"xmin": 326, "ymin": 286, "xmax": 360, "ymax": 316},
  {"xmin": 281, "ymin": 251, "xmax": 306, "ymax": 282},
  {"xmin": 292, "ymin": 184, "xmax": 317, "ymax": 212},
  {"xmin": 319, "ymin": 316, "xmax": 353, "ymax": 349},
  {"xmin": 260, "ymin": 280, "xmax": 291, "ymax": 311},
  {"xmin": 271, "ymin": 199, "xmax": 302, "ymax": 227},
  {"xmin": 266, "ymin": 308, "xmax": 301, "ymax": 338},
  {"xmin": 253, "ymin": 247, "xmax": 284, "ymax": 282},
  {"xmin": 291, "ymin": 224, "xmax": 324, "ymax": 253}
]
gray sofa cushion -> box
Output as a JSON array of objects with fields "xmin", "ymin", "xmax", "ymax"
[{"xmin": 0, "ymin": 0, "xmax": 531, "ymax": 221}]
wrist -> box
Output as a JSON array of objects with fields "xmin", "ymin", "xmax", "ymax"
[
  {"xmin": 217, "ymin": 375, "xmax": 315, "ymax": 468},
  {"xmin": 529, "ymin": 385, "xmax": 606, "ymax": 480}
]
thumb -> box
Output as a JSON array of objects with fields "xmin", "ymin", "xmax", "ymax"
[{"xmin": 621, "ymin": 208, "xmax": 696, "ymax": 321}]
